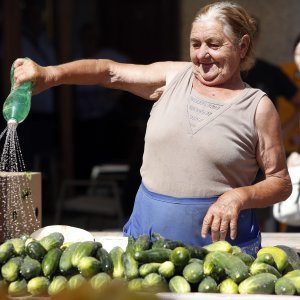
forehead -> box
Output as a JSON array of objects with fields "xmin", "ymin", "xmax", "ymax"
[{"xmin": 191, "ymin": 20, "xmax": 229, "ymax": 41}]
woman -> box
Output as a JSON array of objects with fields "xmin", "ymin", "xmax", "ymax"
[{"xmin": 12, "ymin": 1, "xmax": 291, "ymax": 255}]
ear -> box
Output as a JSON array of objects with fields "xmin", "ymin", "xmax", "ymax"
[{"xmin": 239, "ymin": 34, "xmax": 250, "ymax": 59}]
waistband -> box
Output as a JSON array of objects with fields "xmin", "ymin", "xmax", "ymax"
[{"xmin": 141, "ymin": 182, "xmax": 219, "ymax": 205}]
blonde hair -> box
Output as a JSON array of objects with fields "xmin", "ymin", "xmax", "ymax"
[{"xmin": 194, "ymin": 1, "xmax": 257, "ymax": 71}]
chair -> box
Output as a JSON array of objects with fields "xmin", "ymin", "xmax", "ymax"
[{"xmin": 54, "ymin": 164, "xmax": 129, "ymax": 230}]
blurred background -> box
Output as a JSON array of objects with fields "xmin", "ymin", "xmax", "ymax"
[{"xmin": 0, "ymin": 0, "xmax": 300, "ymax": 231}]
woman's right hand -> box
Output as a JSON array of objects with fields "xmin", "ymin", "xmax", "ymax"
[{"xmin": 13, "ymin": 58, "xmax": 54, "ymax": 95}]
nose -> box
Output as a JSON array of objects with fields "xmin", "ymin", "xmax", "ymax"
[{"xmin": 196, "ymin": 44, "xmax": 210, "ymax": 59}]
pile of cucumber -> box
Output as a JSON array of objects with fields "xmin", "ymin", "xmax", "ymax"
[{"xmin": 0, "ymin": 232, "xmax": 300, "ymax": 297}]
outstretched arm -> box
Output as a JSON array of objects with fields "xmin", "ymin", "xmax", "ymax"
[
  {"xmin": 13, "ymin": 58, "xmax": 189, "ymax": 100},
  {"xmin": 201, "ymin": 96, "xmax": 292, "ymax": 242}
]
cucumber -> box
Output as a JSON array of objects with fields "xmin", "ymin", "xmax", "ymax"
[
  {"xmin": 183, "ymin": 262, "xmax": 204, "ymax": 284},
  {"xmin": 170, "ymin": 247, "xmax": 190, "ymax": 267},
  {"xmin": 68, "ymin": 274, "xmax": 86, "ymax": 290},
  {"xmin": 169, "ymin": 275, "xmax": 191, "ymax": 293},
  {"xmin": 142, "ymin": 273, "xmax": 168, "ymax": 293},
  {"xmin": 0, "ymin": 242, "xmax": 14, "ymax": 264},
  {"xmin": 139, "ymin": 262, "xmax": 161, "ymax": 277},
  {"xmin": 125, "ymin": 236, "xmax": 135, "ymax": 256},
  {"xmin": 250, "ymin": 261, "xmax": 281, "ymax": 278},
  {"xmin": 283, "ymin": 270, "xmax": 300, "ymax": 294},
  {"xmin": 96, "ymin": 247, "xmax": 113, "ymax": 275},
  {"xmin": 122, "ymin": 252, "xmax": 139, "ymax": 280},
  {"xmin": 188, "ymin": 258, "xmax": 203, "ymax": 264},
  {"xmin": 8, "ymin": 279, "xmax": 28, "ymax": 297},
  {"xmin": 133, "ymin": 234, "xmax": 151, "ymax": 252},
  {"xmin": 158, "ymin": 261, "xmax": 175, "ymax": 279},
  {"xmin": 27, "ymin": 276, "xmax": 50, "ymax": 296},
  {"xmin": 203, "ymin": 252, "xmax": 225, "ymax": 281},
  {"xmin": 9, "ymin": 238, "xmax": 25, "ymax": 256},
  {"xmin": 127, "ymin": 278, "xmax": 143, "ymax": 292},
  {"xmin": 238, "ymin": 273, "xmax": 277, "ymax": 294},
  {"xmin": 198, "ymin": 276, "xmax": 218, "ymax": 293},
  {"xmin": 203, "ymin": 240, "xmax": 232, "ymax": 253},
  {"xmin": 59, "ymin": 242, "xmax": 80, "ymax": 275},
  {"xmin": 1, "ymin": 257, "xmax": 23, "ymax": 282},
  {"xmin": 110, "ymin": 246, "xmax": 125, "ymax": 278},
  {"xmin": 208, "ymin": 251, "xmax": 249, "ymax": 283},
  {"xmin": 276, "ymin": 245, "xmax": 300, "ymax": 271},
  {"xmin": 255, "ymin": 252, "xmax": 276, "ymax": 267},
  {"xmin": 42, "ymin": 247, "xmax": 62, "ymax": 278},
  {"xmin": 152, "ymin": 234, "xmax": 185, "ymax": 250},
  {"xmin": 219, "ymin": 278, "xmax": 238, "ymax": 294},
  {"xmin": 231, "ymin": 246, "xmax": 242, "ymax": 254},
  {"xmin": 186, "ymin": 245, "xmax": 208, "ymax": 259},
  {"xmin": 257, "ymin": 246, "xmax": 288, "ymax": 272},
  {"xmin": 26, "ymin": 241, "xmax": 47, "ymax": 261},
  {"xmin": 20, "ymin": 255, "xmax": 41, "ymax": 280},
  {"xmin": 134, "ymin": 248, "xmax": 172, "ymax": 263},
  {"xmin": 275, "ymin": 277, "xmax": 296, "ymax": 295},
  {"xmin": 77, "ymin": 256, "xmax": 101, "ymax": 278},
  {"xmin": 39, "ymin": 232, "xmax": 64, "ymax": 251},
  {"xmin": 71, "ymin": 241, "xmax": 98, "ymax": 267},
  {"xmin": 233, "ymin": 252, "xmax": 255, "ymax": 267},
  {"xmin": 48, "ymin": 275, "xmax": 67, "ymax": 296},
  {"xmin": 89, "ymin": 272, "xmax": 111, "ymax": 290}
]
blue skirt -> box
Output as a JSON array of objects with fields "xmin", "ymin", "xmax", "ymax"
[{"xmin": 123, "ymin": 183, "xmax": 261, "ymax": 257}]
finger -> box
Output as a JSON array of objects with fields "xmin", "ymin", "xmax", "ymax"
[
  {"xmin": 219, "ymin": 219, "xmax": 229, "ymax": 240},
  {"xmin": 13, "ymin": 58, "xmax": 26, "ymax": 68},
  {"xmin": 201, "ymin": 214, "xmax": 213, "ymax": 238},
  {"xmin": 230, "ymin": 218, "xmax": 238, "ymax": 240},
  {"xmin": 210, "ymin": 218, "xmax": 221, "ymax": 242}
]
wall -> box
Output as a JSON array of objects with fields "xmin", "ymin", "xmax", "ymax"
[{"xmin": 179, "ymin": 0, "xmax": 300, "ymax": 65}]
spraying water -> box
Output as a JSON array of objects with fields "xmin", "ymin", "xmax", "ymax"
[{"xmin": 0, "ymin": 59, "xmax": 39, "ymax": 240}]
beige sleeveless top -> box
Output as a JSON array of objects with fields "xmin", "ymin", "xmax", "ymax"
[{"xmin": 140, "ymin": 63, "xmax": 266, "ymax": 197}]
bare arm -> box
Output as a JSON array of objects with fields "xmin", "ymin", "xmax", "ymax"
[
  {"xmin": 201, "ymin": 96, "xmax": 292, "ymax": 241},
  {"xmin": 13, "ymin": 58, "xmax": 189, "ymax": 100}
]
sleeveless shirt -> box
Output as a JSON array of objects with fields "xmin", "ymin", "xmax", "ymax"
[{"xmin": 140, "ymin": 63, "xmax": 266, "ymax": 198}]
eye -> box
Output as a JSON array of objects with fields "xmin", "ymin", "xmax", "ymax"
[{"xmin": 208, "ymin": 43, "xmax": 220, "ymax": 49}]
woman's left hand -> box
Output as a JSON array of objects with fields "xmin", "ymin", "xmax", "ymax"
[{"xmin": 201, "ymin": 189, "xmax": 244, "ymax": 242}]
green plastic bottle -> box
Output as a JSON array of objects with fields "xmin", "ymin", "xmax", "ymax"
[{"xmin": 2, "ymin": 59, "xmax": 32, "ymax": 125}]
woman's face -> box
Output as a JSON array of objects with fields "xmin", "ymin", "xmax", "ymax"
[
  {"xmin": 190, "ymin": 20, "xmax": 248, "ymax": 87},
  {"xmin": 295, "ymin": 41, "xmax": 300, "ymax": 71}
]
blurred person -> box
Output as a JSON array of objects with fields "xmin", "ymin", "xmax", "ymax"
[{"xmin": 12, "ymin": 1, "xmax": 292, "ymax": 256}]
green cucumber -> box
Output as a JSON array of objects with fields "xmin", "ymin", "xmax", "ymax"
[
  {"xmin": 110, "ymin": 246, "xmax": 125, "ymax": 278},
  {"xmin": 208, "ymin": 251, "xmax": 249, "ymax": 283},
  {"xmin": 203, "ymin": 240, "xmax": 232, "ymax": 253},
  {"xmin": 238, "ymin": 273, "xmax": 277, "ymax": 294},
  {"xmin": 77, "ymin": 256, "xmax": 101, "ymax": 278},
  {"xmin": 20, "ymin": 256, "xmax": 41, "ymax": 280},
  {"xmin": 59, "ymin": 242, "xmax": 80, "ymax": 275},
  {"xmin": 139, "ymin": 262, "xmax": 161, "ymax": 277},
  {"xmin": 250, "ymin": 261, "xmax": 281, "ymax": 278},
  {"xmin": 170, "ymin": 247, "xmax": 190, "ymax": 267},
  {"xmin": 122, "ymin": 252, "xmax": 139, "ymax": 280},
  {"xmin": 186, "ymin": 245, "xmax": 208, "ymax": 259},
  {"xmin": 275, "ymin": 277, "xmax": 296, "ymax": 295},
  {"xmin": 9, "ymin": 238, "xmax": 25, "ymax": 256},
  {"xmin": 27, "ymin": 276, "xmax": 50, "ymax": 296},
  {"xmin": 133, "ymin": 234, "xmax": 151, "ymax": 252},
  {"xmin": 219, "ymin": 278, "xmax": 238, "ymax": 294},
  {"xmin": 198, "ymin": 276, "xmax": 218, "ymax": 293},
  {"xmin": 182, "ymin": 262, "xmax": 204, "ymax": 284},
  {"xmin": 158, "ymin": 261, "xmax": 175, "ymax": 279},
  {"xmin": 257, "ymin": 246, "xmax": 288, "ymax": 272},
  {"xmin": 276, "ymin": 245, "xmax": 300, "ymax": 271},
  {"xmin": 0, "ymin": 242, "xmax": 14, "ymax": 264},
  {"xmin": 48, "ymin": 275, "xmax": 67, "ymax": 296},
  {"xmin": 169, "ymin": 275, "xmax": 191, "ymax": 293},
  {"xmin": 134, "ymin": 248, "xmax": 172, "ymax": 263},
  {"xmin": 127, "ymin": 278, "xmax": 143, "ymax": 292},
  {"xmin": 42, "ymin": 247, "xmax": 62, "ymax": 278},
  {"xmin": 68, "ymin": 274, "xmax": 86, "ymax": 290},
  {"xmin": 96, "ymin": 247, "xmax": 113, "ymax": 275},
  {"xmin": 233, "ymin": 252, "xmax": 255, "ymax": 267},
  {"xmin": 142, "ymin": 273, "xmax": 168, "ymax": 293},
  {"xmin": 1, "ymin": 257, "xmax": 23, "ymax": 282},
  {"xmin": 71, "ymin": 241, "xmax": 98, "ymax": 267},
  {"xmin": 39, "ymin": 232, "xmax": 64, "ymax": 251},
  {"xmin": 89, "ymin": 272, "xmax": 111, "ymax": 290},
  {"xmin": 8, "ymin": 279, "xmax": 28, "ymax": 297},
  {"xmin": 26, "ymin": 241, "xmax": 47, "ymax": 262}
]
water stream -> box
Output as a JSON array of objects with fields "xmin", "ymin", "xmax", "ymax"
[{"xmin": 0, "ymin": 124, "xmax": 40, "ymax": 240}]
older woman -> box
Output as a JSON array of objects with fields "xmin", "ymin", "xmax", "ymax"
[{"xmin": 12, "ymin": 1, "xmax": 291, "ymax": 256}]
